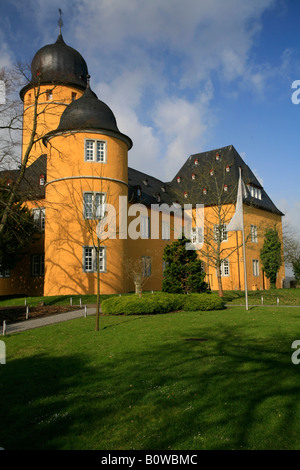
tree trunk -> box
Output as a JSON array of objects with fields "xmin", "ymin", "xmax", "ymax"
[
  {"xmin": 95, "ymin": 243, "xmax": 100, "ymax": 331},
  {"xmin": 216, "ymin": 264, "xmax": 223, "ymax": 297}
]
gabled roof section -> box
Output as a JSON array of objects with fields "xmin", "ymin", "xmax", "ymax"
[
  {"xmin": 167, "ymin": 145, "xmax": 283, "ymax": 216},
  {"xmin": 0, "ymin": 155, "xmax": 47, "ymax": 201},
  {"xmin": 128, "ymin": 167, "xmax": 174, "ymax": 206}
]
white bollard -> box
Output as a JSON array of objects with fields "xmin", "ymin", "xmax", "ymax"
[
  {"xmin": 277, "ymin": 297, "xmax": 279, "ymax": 306},
  {"xmin": 80, "ymin": 298, "xmax": 82, "ymax": 307},
  {"xmin": 261, "ymin": 296, "xmax": 263, "ymax": 305},
  {"xmin": 26, "ymin": 306, "xmax": 29, "ymax": 319},
  {"xmin": 2, "ymin": 321, "xmax": 6, "ymax": 336},
  {"xmin": 84, "ymin": 305, "xmax": 87, "ymax": 317},
  {"xmin": 70, "ymin": 297, "xmax": 72, "ymax": 306}
]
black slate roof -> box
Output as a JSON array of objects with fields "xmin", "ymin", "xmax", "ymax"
[
  {"xmin": 20, "ymin": 33, "xmax": 88, "ymax": 101},
  {"xmin": 0, "ymin": 155, "xmax": 46, "ymax": 201},
  {"xmin": 167, "ymin": 145, "xmax": 284, "ymax": 215},
  {"xmin": 1, "ymin": 145, "xmax": 283, "ymax": 217}
]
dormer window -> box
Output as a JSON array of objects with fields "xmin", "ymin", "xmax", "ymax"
[
  {"xmin": 247, "ymin": 184, "xmax": 262, "ymax": 200},
  {"xmin": 39, "ymin": 174, "xmax": 45, "ymax": 186},
  {"xmin": 203, "ymin": 188, "xmax": 207, "ymax": 195},
  {"xmin": 143, "ymin": 178, "xmax": 148, "ymax": 186},
  {"xmin": 6, "ymin": 179, "xmax": 12, "ymax": 187},
  {"xmin": 224, "ymin": 184, "xmax": 228, "ymax": 192},
  {"xmin": 216, "ymin": 153, "xmax": 220, "ymax": 161},
  {"xmin": 46, "ymin": 90, "xmax": 53, "ymax": 101},
  {"xmin": 210, "ymin": 169, "xmax": 214, "ymax": 176},
  {"xmin": 137, "ymin": 186, "xmax": 141, "ymax": 197},
  {"xmin": 191, "ymin": 173, "xmax": 196, "ymax": 180},
  {"xmin": 194, "ymin": 159, "xmax": 198, "ymax": 166},
  {"xmin": 155, "ymin": 193, "xmax": 161, "ymax": 202},
  {"xmin": 71, "ymin": 92, "xmax": 77, "ymax": 101},
  {"xmin": 226, "ymin": 165, "xmax": 230, "ymax": 173},
  {"xmin": 184, "ymin": 192, "xmax": 188, "ymax": 198},
  {"xmin": 177, "ymin": 176, "xmax": 181, "ymax": 183},
  {"xmin": 161, "ymin": 186, "xmax": 166, "ymax": 192}
]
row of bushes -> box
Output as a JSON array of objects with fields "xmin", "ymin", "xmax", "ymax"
[{"xmin": 101, "ymin": 292, "xmax": 225, "ymax": 315}]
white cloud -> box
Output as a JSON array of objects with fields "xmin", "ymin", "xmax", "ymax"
[{"xmin": 2, "ymin": 0, "xmax": 281, "ymax": 180}]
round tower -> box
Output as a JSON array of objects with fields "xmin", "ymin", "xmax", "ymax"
[
  {"xmin": 20, "ymin": 31, "xmax": 89, "ymax": 165},
  {"xmin": 42, "ymin": 79, "xmax": 132, "ymax": 296}
]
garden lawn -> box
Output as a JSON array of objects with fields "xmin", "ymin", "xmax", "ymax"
[{"xmin": 1, "ymin": 305, "xmax": 300, "ymax": 450}]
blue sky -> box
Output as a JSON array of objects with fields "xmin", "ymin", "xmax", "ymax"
[{"xmin": 1, "ymin": 0, "xmax": 300, "ymax": 239}]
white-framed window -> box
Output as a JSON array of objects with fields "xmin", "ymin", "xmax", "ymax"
[
  {"xmin": 85, "ymin": 139, "xmax": 107, "ymax": 163},
  {"xmin": 83, "ymin": 246, "xmax": 106, "ymax": 273},
  {"xmin": 191, "ymin": 226, "xmax": 203, "ymax": 245},
  {"xmin": 0, "ymin": 266, "xmax": 10, "ymax": 278},
  {"xmin": 32, "ymin": 208, "xmax": 45, "ymax": 231},
  {"xmin": 141, "ymin": 215, "xmax": 150, "ymax": 239},
  {"xmin": 31, "ymin": 254, "xmax": 44, "ymax": 276},
  {"xmin": 250, "ymin": 224, "xmax": 258, "ymax": 243},
  {"xmin": 162, "ymin": 221, "xmax": 170, "ymax": 240},
  {"xmin": 214, "ymin": 224, "xmax": 228, "ymax": 242},
  {"xmin": 220, "ymin": 259, "xmax": 230, "ymax": 277},
  {"xmin": 142, "ymin": 256, "xmax": 151, "ymax": 277},
  {"xmin": 83, "ymin": 192, "xmax": 106, "ymax": 219},
  {"xmin": 253, "ymin": 259, "xmax": 260, "ymax": 277}
]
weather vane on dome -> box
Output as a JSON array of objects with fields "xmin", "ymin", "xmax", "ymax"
[{"xmin": 58, "ymin": 8, "xmax": 63, "ymax": 34}]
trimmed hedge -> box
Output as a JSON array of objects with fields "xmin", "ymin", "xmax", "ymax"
[
  {"xmin": 101, "ymin": 292, "xmax": 225, "ymax": 315},
  {"xmin": 183, "ymin": 293, "xmax": 225, "ymax": 311}
]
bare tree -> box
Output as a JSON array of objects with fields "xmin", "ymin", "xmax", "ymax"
[{"xmin": 0, "ymin": 64, "xmax": 60, "ymax": 238}]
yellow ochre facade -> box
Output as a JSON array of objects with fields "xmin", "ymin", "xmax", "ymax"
[{"xmin": 0, "ymin": 31, "xmax": 285, "ymax": 297}]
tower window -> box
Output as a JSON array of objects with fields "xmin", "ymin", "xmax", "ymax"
[
  {"xmin": 83, "ymin": 192, "xmax": 106, "ymax": 219},
  {"xmin": 83, "ymin": 246, "xmax": 106, "ymax": 273},
  {"xmin": 85, "ymin": 139, "xmax": 107, "ymax": 163}
]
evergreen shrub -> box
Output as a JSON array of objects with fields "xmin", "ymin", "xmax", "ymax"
[{"xmin": 101, "ymin": 292, "xmax": 225, "ymax": 315}]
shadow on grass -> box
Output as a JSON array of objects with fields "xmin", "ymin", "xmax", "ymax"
[{"xmin": 1, "ymin": 321, "xmax": 300, "ymax": 450}]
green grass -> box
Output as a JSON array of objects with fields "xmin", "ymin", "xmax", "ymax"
[
  {"xmin": 223, "ymin": 288, "xmax": 300, "ymax": 306},
  {"xmin": 1, "ymin": 305, "xmax": 300, "ymax": 450},
  {"xmin": 0, "ymin": 294, "xmax": 112, "ymax": 307}
]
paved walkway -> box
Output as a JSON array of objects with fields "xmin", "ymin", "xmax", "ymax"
[{"xmin": 3, "ymin": 306, "xmax": 97, "ymax": 335}]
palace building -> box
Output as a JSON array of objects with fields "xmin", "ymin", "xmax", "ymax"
[{"xmin": 0, "ymin": 29, "xmax": 285, "ymax": 297}]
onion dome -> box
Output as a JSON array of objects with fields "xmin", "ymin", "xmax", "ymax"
[
  {"xmin": 43, "ymin": 78, "xmax": 133, "ymax": 150},
  {"xmin": 20, "ymin": 33, "xmax": 88, "ymax": 100}
]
